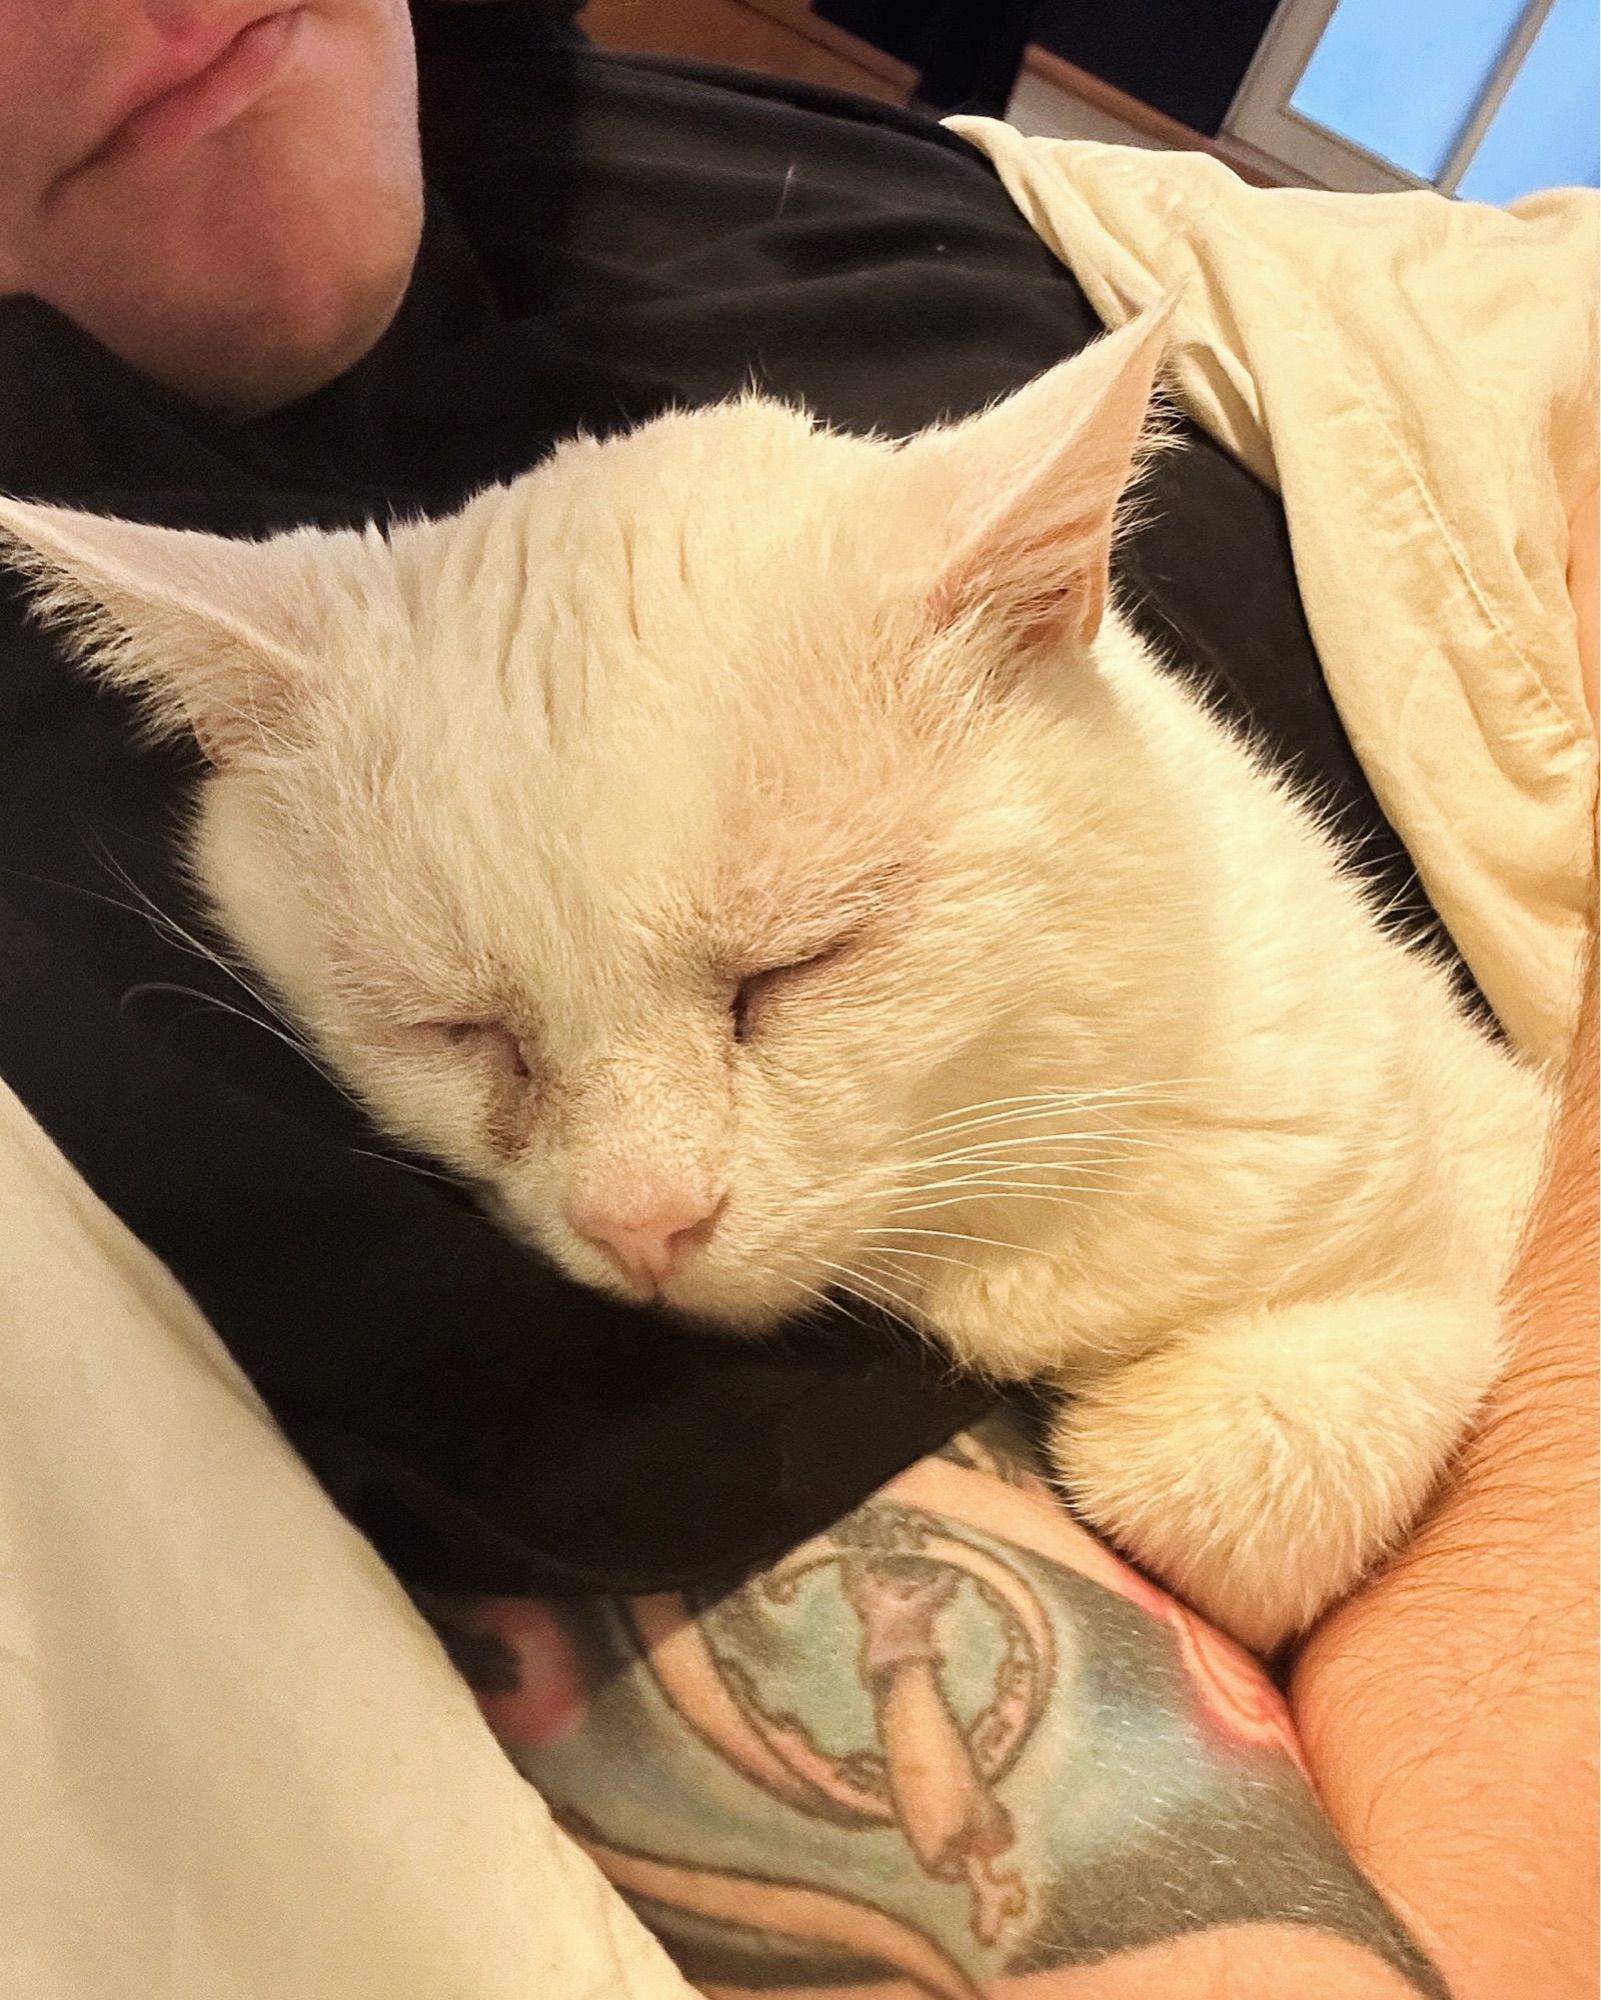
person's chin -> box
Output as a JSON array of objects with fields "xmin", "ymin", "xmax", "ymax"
[
  {"xmin": 44, "ymin": 87, "xmax": 424, "ymax": 413},
  {"xmin": 73, "ymin": 218, "xmax": 419, "ymax": 415},
  {"xmin": 210, "ymin": 261, "xmax": 417, "ymax": 415}
]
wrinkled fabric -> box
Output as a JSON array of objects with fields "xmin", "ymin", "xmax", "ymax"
[
  {"xmin": 951, "ymin": 120, "xmax": 1599, "ymax": 1062},
  {"xmin": 0, "ymin": 1078, "xmax": 697, "ymax": 2000}
]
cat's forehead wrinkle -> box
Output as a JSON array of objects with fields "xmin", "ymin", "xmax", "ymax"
[
  {"xmin": 527, "ymin": 399, "xmax": 901, "ymax": 642},
  {"xmin": 370, "ymin": 402, "xmax": 966, "ymax": 787},
  {"xmin": 314, "ymin": 872, "xmax": 485, "ymax": 1018}
]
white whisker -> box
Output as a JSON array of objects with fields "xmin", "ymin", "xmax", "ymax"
[
  {"xmin": 859, "ymin": 1243, "xmax": 988, "ymax": 1279},
  {"xmin": 912, "ymin": 1129, "xmax": 1177, "ymax": 1165},
  {"xmin": 884, "ymin": 1185, "xmax": 1109, "ymax": 1218},
  {"xmin": 345, "ymin": 1144, "xmax": 460, "ymax": 1185},
  {"xmin": 812, "ymin": 1256, "xmax": 912, "ymax": 1336},
  {"xmin": 117, "ymin": 979, "xmax": 366, "ymax": 1113},
  {"xmin": 889, "ymin": 1168, "xmax": 1126, "ymax": 1196},
  {"xmin": 903, "ymin": 1080, "xmax": 1197, "ymax": 1143},
  {"xmin": 91, "ymin": 840, "xmax": 301, "ymax": 1034},
  {"xmin": 893, "ymin": 1147, "xmax": 1138, "ymax": 1177},
  {"xmin": 870, "ymin": 1223, "xmax": 1071, "ymax": 1265},
  {"xmin": 787, "ymin": 1266, "xmax": 901, "ymax": 1333}
]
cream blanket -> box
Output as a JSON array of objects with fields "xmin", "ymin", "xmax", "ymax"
[
  {"xmin": 0, "ymin": 1077, "xmax": 696, "ymax": 2000},
  {"xmin": 949, "ymin": 120, "xmax": 1599, "ymax": 1064}
]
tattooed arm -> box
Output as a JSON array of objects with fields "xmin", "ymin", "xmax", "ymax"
[{"xmin": 434, "ymin": 1413, "xmax": 1443, "ymax": 2000}]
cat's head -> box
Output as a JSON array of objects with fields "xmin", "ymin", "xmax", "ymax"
[{"xmin": 0, "ymin": 304, "xmax": 1189, "ymax": 1337}]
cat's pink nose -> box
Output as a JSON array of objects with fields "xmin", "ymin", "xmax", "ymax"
[{"xmin": 565, "ymin": 1183, "xmax": 726, "ymax": 1295}]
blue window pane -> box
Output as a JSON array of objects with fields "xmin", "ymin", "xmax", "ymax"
[
  {"xmin": 1457, "ymin": 0, "xmax": 1601, "ymax": 201},
  {"xmin": 1291, "ymin": 0, "xmax": 1528, "ymax": 180}
]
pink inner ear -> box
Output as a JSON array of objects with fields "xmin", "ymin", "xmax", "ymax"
[
  {"xmin": 932, "ymin": 481, "xmax": 1116, "ymax": 652},
  {"xmin": 0, "ymin": 495, "xmax": 319, "ymax": 766},
  {"xmin": 924, "ymin": 302, "xmax": 1175, "ymax": 653}
]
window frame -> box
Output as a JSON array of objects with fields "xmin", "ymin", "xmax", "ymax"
[{"xmin": 1223, "ymin": 0, "xmax": 1560, "ymax": 194}]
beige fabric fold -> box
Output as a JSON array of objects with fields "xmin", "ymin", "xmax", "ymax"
[
  {"xmin": 948, "ymin": 119, "xmax": 1599, "ymax": 1064},
  {"xmin": 0, "ymin": 1079, "xmax": 698, "ymax": 2000}
]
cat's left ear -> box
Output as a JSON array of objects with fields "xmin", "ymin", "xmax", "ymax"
[
  {"xmin": 909, "ymin": 296, "xmax": 1176, "ymax": 652},
  {"xmin": 0, "ymin": 497, "xmax": 330, "ymax": 765}
]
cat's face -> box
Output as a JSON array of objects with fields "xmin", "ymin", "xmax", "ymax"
[{"xmin": 0, "ymin": 305, "xmax": 1174, "ymax": 1330}]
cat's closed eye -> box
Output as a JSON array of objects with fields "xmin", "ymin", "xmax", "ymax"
[
  {"xmin": 415, "ymin": 1018, "xmax": 533, "ymax": 1082},
  {"xmin": 731, "ymin": 937, "xmax": 854, "ymax": 1043}
]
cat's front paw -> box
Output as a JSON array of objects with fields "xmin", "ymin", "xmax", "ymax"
[{"xmin": 1046, "ymin": 1293, "xmax": 1503, "ymax": 1653}]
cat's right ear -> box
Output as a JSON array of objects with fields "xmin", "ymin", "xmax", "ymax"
[
  {"xmin": 903, "ymin": 298, "xmax": 1175, "ymax": 656},
  {"xmin": 0, "ymin": 499, "xmax": 331, "ymax": 765}
]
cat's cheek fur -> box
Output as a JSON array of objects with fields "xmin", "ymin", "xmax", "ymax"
[
  {"xmin": 193, "ymin": 779, "xmax": 327, "ymax": 1009},
  {"xmin": 198, "ymin": 779, "xmax": 540, "ymax": 1182}
]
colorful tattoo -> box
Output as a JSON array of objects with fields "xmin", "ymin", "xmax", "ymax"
[{"xmin": 429, "ymin": 1413, "xmax": 1446, "ymax": 1999}]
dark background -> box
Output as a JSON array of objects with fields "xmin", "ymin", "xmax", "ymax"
[{"xmin": 816, "ymin": 0, "xmax": 1282, "ymax": 131}]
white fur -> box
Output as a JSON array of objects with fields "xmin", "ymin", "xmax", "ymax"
[{"xmin": 0, "ymin": 309, "xmax": 1552, "ymax": 1651}]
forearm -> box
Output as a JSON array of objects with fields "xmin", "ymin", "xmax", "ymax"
[
  {"xmin": 437, "ymin": 1418, "xmax": 1444, "ymax": 1999},
  {"xmin": 1292, "ymin": 952, "xmax": 1599, "ymax": 2000}
]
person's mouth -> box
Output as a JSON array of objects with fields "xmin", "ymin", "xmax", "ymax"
[{"xmin": 77, "ymin": 7, "xmax": 304, "ymax": 176}]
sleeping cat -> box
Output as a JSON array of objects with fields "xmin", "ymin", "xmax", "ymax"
[{"xmin": 0, "ymin": 303, "xmax": 1551, "ymax": 1652}]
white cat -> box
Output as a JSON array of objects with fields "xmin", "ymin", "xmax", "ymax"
[{"xmin": 0, "ymin": 304, "xmax": 1551, "ymax": 1652}]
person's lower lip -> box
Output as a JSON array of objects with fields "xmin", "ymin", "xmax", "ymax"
[{"xmin": 96, "ymin": 10, "xmax": 303, "ymax": 167}]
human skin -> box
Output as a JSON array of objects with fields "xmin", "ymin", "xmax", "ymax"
[
  {"xmin": 0, "ymin": 0, "xmax": 423, "ymax": 413},
  {"xmin": 1291, "ymin": 940, "xmax": 1597, "ymax": 2000},
  {"xmin": 1289, "ymin": 502, "xmax": 1599, "ymax": 2000},
  {"xmin": 433, "ymin": 1419, "xmax": 1449, "ymax": 2000}
]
